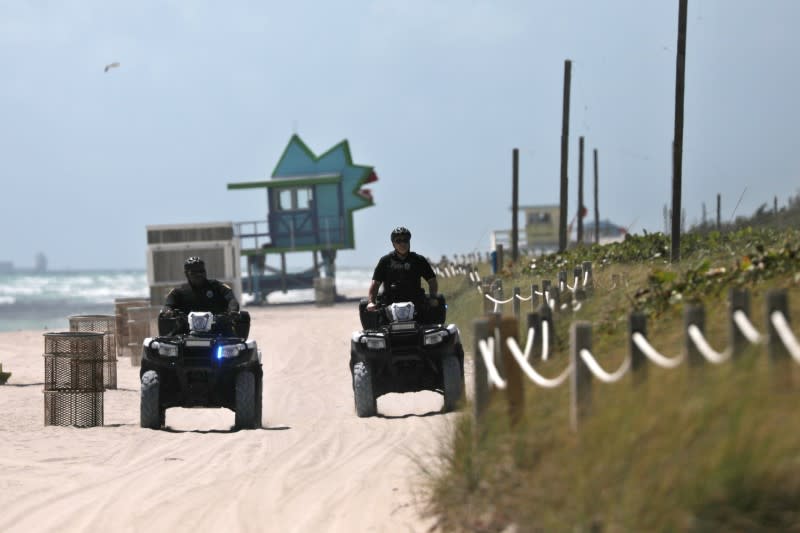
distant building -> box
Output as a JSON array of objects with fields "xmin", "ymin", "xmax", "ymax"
[
  {"xmin": 491, "ymin": 204, "xmax": 561, "ymax": 254},
  {"xmin": 491, "ymin": 206, "xmax": 626, "ymax": 253},
  {"xmin": 34, "ymin": 253, "xmax": 47, "ymax": 273}
]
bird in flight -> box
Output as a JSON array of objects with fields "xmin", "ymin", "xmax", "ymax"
[{"xmin": 104, "ymin": 62, "xmax": 120, "ymax": 73}]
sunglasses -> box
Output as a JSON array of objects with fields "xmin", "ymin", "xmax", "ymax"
[{"xmin": 393, "ymin": 238, "xmax": 410, "ymax": 244}]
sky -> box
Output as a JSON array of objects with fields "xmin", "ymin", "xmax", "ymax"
[{"xmin": 1, "ymin": 1, "xmax": 798, "ymax": 271}]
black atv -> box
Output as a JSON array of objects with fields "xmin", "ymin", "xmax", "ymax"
[
  {"xmin": 139, "ymin": 310, "xmax": 262, "ymax": 430},
  {"xmin": 349, "ymin": 294, "xmax": 465, "ymax": 417}
]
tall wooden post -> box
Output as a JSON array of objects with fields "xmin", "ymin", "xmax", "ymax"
[
  {"xmin": 716, "ymin": 193, "xmax": 721, "ymax": 230},
  {"xmin": 593, "ymin": 148, "xmax": 599, "ymax": 245},
  {"xmin": 511, "ymin": 148, "xmax": 520, "ymax": 262},
  {"xmin": 559, "ymin": 59, "xmax": 572, "ymax": 253},
  {"xmin": 577, "ymin": 136, "xmax": 585, "ymax": 245},
  {"xmin": 671, "ymin": 0, "xmax": 688, "ymax": 263}
]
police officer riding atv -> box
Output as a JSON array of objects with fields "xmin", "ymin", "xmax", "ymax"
[
  {"xmin": 349, "ymin": 227, "xmax": 465, "ymax": 417},
  {"xmin": 139, "ymin": 257, "xmax": 263, "ymax": 430}
]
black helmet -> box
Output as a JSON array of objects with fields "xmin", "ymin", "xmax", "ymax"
[
  {"xmin": 390, "ymin": 226, "xmax": 411, "ymax": 242},
  {"xmin": 184, "ymin": 256, "xmax": 206, "ymax": 272}
]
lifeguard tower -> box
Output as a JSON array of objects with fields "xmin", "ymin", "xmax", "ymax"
[{"xmin": 228, "ymin": 135, "xmax": 377, "ymax": 302}]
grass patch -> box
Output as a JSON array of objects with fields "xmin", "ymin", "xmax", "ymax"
[{"xmin": 427, "ymin": 228, "xmax": 800, "ymax": 531}]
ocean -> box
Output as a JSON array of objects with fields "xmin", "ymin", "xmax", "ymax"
[{"xmin": 0, "ymin": 268, "xmax": 371, "ymax": 333}]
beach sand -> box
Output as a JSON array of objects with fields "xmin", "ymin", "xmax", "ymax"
[{"xmin": 0, "ymin": 298, "xmax": 462, "ymax": 533}]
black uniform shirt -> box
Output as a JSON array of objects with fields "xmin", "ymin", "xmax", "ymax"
[
  {"xmin": 164, "ymin": 279, "xmax": 238, "ymax": 315},
  {"xmin": 372, "ymin": 251, "xmax": 435, "ymax": 304}
]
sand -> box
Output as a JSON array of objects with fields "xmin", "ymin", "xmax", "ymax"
[{"xmin": 0, "ymin": 300, "xmax": 466, "ymax": 533}]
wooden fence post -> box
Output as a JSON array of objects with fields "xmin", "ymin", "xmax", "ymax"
[
  {"xmin": 685, "ymin": 304, "xmax": 705, "ymax": 373},
  {"xmin": 538, "ymin": 303, "xmax": 553, "ymax": 358},
  {"xmin": 765, "ymin": 289, "xmax": 792, "ymax": 388},
  {"xmin": 558, "ymin": 270, "xmax": 567, "ymax": 292},
  {"xmin": 494, "ymin": 285, "xmax": 504, "ymax": 315},
  {"xmin": 629, "ymin": 312, "xmax": 647, "ymax": 385},
  {"xmin": 542, "ymin": 279, "xmax": 553, "ymax": 306},
  {"xmin": 499, "ymin": 315, "xmax": 524, "ymax": 426},
  {"xmin": 582, "ymin": 261, "xmax": 594, "ymax": 295},
  {"xmin": 482, "ymin": 281, "xmax": 493, "ymax": 315},
  {"xmin": 530, "ymin": 284, "xmax": 540, "ymax": 310},
  {"xmin": 526, "ymin": 311, "xmax": 541, "ymax": 363},
  {"xmin": 473, "ymin": 318, "xmax": 490, "ymax": 423},
  {"xmin": 550, "ymin": 286, "xmax": 562, "ymax": 312},
  {"xmin": 513, "ymin": 286, "xmax": 521, "ymax": 319},
  {"xmin": 571, "ymin": 321, "xmax": 592, "ymax": 431},
  {"xmin": 729, "ymin": 288, "xmax": 750, "ymax": 359}
]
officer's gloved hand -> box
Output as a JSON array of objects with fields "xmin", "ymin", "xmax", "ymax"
[
  {"xmin": 228, "ymin": 300, "xmax": 240, "ymax": 314},
  {"xmin": 161, "ymin": 308, "xmax": 175, "ymax": 319}
]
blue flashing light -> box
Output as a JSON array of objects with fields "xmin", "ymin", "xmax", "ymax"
[{"xmin": 216, "ymin": 346, "xmax": 223, "ymax": 360}]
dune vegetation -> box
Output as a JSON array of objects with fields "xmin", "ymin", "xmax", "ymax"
[{"xmin": 425, "ymin": 210, "xmax": 800, "ymax": 531}]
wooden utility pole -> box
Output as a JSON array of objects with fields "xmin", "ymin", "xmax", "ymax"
[
  {"xmin": 593, "ymin": 148, "xmax": 599, "ymax": 244},
  {"xmin": 511, "ymin": 148, "xmax": 519, "ymax": 262},
  {"xmin": 559, "ymin": 60, "xmax": 572, "ymax": 252},
  {"xmin": 716, "ymin": 193, "xmax": 721, "ymax": 230},
  {"xmin": 670, "ymin": 0, "xmax": 688, "ymax": 262},
  {"xmin": 577, "ymin": 136, "xmax": 585, "ymax": 245}
]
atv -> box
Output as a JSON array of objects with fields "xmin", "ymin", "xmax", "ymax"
[
  {"xmin": 349, "ymin": 294, "xmax": 465, "ymax": 417},
  {"xmin": 139, "ymin": 310, "xmax": 262, "ymax": 430}
]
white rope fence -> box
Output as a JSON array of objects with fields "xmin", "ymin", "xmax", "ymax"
[
  {"xmin": 506, "ymin": 336, "xmax": 572, "ymax": 388},
  {"xmin": 771, "ymin": 311, "xmax": 800, "ymax": 363},
  {"xmin": 579, "ymin": 349, "xmax": 631, "ymax": 383},
  {"xmin": 687, "ymin": 325, "xmax": 733, "ymax": 364},
  {"xmin": 473, "ymin": 287, "xmax": 799, "ymax": 431},
  {"xmin": 477, "ymin": 338, "xmax": 507, "ymax": 389},
  {"xmin": 631, "ymin": 332, "xmax": 684, "ymax": 368}
]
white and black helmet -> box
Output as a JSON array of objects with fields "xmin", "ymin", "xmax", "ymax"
[{"xmin": 390, "ymin": 227, "xmax": 411, "ymax": 242}]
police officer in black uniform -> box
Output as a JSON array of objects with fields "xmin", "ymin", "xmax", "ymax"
[
  {"xmin": 366, "ymin": 227, "xmax": 438, "ymax": 311},
  {"xmin": 162, "ymin": 256, "xmax": 240, "ymax": 316}
]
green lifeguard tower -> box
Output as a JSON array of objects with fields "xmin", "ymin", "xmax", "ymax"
[{"xmin": 228, "ymin": 135, "xmax": 377, "ymax": 302}]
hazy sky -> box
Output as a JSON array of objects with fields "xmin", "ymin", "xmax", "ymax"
[{"xmin": 2, "ymin": 1, "xmax": 798, "ymax": 270}]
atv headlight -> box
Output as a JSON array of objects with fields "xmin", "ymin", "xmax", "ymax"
[
  {"xmin": 156, "ymin": 342, "xmax": 179, "ymax": 357},
  {"xmin": 361, "ymin": 335, "xmax": 386, "ymax": 350},
  {"xmin": 423, "ymin": 330, "xmax": 449, "ymax": 346},
  {"xmin": 216, "ymin": 343, "xmax": 246, "ymax": 360}
]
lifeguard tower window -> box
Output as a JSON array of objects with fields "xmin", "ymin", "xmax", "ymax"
[
  {"xmin": 528, "ymin": 212, "xmax": 552, "ymax": 225},
  {"xmin": 276, "ymin": 187, "xmax": 313, "ymax": 211}
]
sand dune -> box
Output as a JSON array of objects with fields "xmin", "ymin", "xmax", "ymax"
[{"xmin": 0, "ymin": 302, "xmax": 465, "ymax": 533}]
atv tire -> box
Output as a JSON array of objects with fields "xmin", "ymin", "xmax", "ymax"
[
  {"xmin": 442, "ymin": 355, "xmax": 463, "ymax": 412},
  {"xmin": 235, "ymin": 371, "xmax": 260, "ymax": 429},
  {"xmin": 353, "ymin": 361, "xmax": 377, "ymax": 417},
  {"xmin": 140, "ymin": 370, "xmax": 162, "ymax": 429}
]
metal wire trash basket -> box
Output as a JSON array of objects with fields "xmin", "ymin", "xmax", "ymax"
[
  {"xmin": 68, "ymin": 314, "xmax": 117, "ymax": 389},
  {"xmin": 127, "ymin": 306, "xmax": 159, "ymax": 367},
  {"xmin": 43, "ymin": 331, "xmax": 105, "ymax": 427},
  {"xmin": 114, "ymin": 297, "xmax": 151, "ymax": 359}
]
